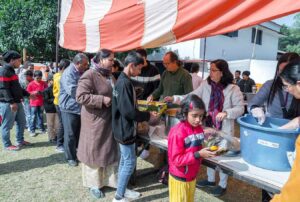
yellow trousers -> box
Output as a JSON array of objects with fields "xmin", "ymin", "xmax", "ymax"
[{"xmin": 169, "ymin": 174, "xmax": 196, "ymax": 202}]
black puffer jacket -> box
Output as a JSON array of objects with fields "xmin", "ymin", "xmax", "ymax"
[{"xmin": 0, "ymin": 64, "xmax": 29, "ymax": 103}]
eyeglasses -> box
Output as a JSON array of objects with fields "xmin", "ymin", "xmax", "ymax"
[
  {"xmin": 208, "ymin": 69, "xmax": 221, "ymax": 72},
  {"xmin": 163, "ymin": 62, "xmax": 171, "ymax": 66},
  {"xmin": 282, "ymin": 83, "xmax": 294, "ymax": 91}
]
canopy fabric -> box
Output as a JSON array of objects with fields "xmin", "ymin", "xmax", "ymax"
[{"xmin": 59, "ymin": 0, "xmax": 300, "ymax": 53}]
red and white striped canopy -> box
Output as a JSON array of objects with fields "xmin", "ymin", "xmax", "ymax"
[{"xmin": 59, "ymin": 0, "xmax": 300, "ymax": 53}]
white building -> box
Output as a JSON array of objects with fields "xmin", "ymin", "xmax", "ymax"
[
  {"xmin": 149, "ymin": 21, "xmax": 282, "ymax": 61},
  {"xmin": 148, "ymin": 21, "xmax": 282, "ymax": 83}
]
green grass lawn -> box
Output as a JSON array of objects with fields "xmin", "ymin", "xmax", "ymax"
[{"xmin": 0, "ymin": 130, "xmax": 259, "ymax": 202}]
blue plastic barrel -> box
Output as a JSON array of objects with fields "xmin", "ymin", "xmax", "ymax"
[{"xmin": 237, "ymin": 114, "xmax": 300, "ymax": 171}]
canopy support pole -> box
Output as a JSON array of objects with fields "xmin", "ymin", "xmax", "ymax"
[{"xmin": 55, "ymin": 0, "xmax": 61, "ymax": 72}]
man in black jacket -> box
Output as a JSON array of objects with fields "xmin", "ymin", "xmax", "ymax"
[
  {"xmin": 238, "ymin": 70, "xmax": 256, "ymax": 93},
  {"xmin": 131, "ymin": 49, "xmax": 160, "ymax": 100},
  {"xmin": 0, "ymin": 50, "xmax": 34, "ymax": 151},
  {"xmin": 112, "ymin": 51, "xmax": 157, "ymax": 201},
  {"xmin": 131, "ymin": 49, "xmax": 161, "ymax": 159}
]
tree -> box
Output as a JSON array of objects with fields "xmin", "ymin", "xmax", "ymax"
[
  {"xmin": 0, "ymin": 0, "xmax": 78, "ymax": 62},
  {"xmin": 0, "ymin": 0, "xmax": 57, "ymax": 61},
  {"xmin": 279, "ymin": 14, "xmax": 300, "ymax": 54},
  {"xmin": 115, "ymin": 48, "xmax": 160, "ymax": 64},
  {"xmin": 0, "ymin": 0, "xmax": 159, "ymax": 62}
]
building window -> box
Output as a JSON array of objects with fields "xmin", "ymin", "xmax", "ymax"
[
  {"xmin": 223, "ymin": 31, "xmax": 238, "ymax": 37},
  {"xmin": 251, "ymin": 28, "xmax": 263, "ymax": 45}
]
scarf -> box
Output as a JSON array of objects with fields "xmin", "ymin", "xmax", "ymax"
[
  {"xmin": 91, "ymin": 58, "xmax": 115, "ymax": 88},
  {"xmin": 207, "ymin": 81, "xmax": 224, "ymax": 130},
  {"xmin": 91, "ymin": 58, "xmax": 112, "ymax": 77}
]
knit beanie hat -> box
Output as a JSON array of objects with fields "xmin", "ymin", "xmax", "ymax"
[{"xmin": 2, "ymin": 50, "xmax": 21, "ymax": 63}]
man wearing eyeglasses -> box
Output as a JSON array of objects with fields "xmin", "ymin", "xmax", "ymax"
[
  {"xmin": 59, "ymin": 53, "xmax": 89, "ymax": 167},
  {"xmin": 147, "ymin": 51, "xmax": 193, "ymax": 102}
]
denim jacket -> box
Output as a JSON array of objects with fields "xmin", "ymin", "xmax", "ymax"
[{"xmin": 59, "ymin": 63, "xmax": 82, "ymax": 115}]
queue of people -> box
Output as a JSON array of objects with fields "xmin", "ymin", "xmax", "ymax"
[{"xmin": 1, "ymin": 48, "xmax": 300, "ymax": 202}]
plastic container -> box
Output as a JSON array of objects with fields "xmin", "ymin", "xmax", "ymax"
[{"xmin": 237, "ymin": 114, "xmax": 300, "ymax": 171}]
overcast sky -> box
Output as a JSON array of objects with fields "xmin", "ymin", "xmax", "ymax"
[{"xmin": 273, "ymin": 13, "xmax": 299, "ymax": 26}]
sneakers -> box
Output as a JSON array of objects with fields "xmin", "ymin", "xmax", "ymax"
[
  {"xmin": 55, "ymin": 146, "xmax": 64, "ymax": 153},
  {"xmin": 5, "ymin": 145, "xmax": 20, "ymax": 151},
  {"xmin": 89, "ymin": 187, "xmax": 105, "ymax": 199},
  {"xmin": 49, "ymin": 139, "xmax": 57, "ymax": 144},
  {"xmin": 17, "ymin": 140, "xmax": 31, "ymax": 147},
  {"xmin": 140, "ymin": 149, "xmax": 150, "ymax": 160},
  {"xmin": 124, "ymin": 189, "xmax": 141, "ymax": 199},
  {"xmin": 112, "ymin": 198, "xmax": 129, "ymax": 202},
  {"xmin": 196, "ymin": 180, "xmax": 216, "ymax": 188},
  {"xmin": 68, "ymin": 160, "xmax": 78, "ymax": 167},
  {"xmin": 210, "ymin": 185, "xmax": 226, "ymax": 197},
  {"xmin": 29, "ymin": 132, "xmax": 37, "ymax": 137}
]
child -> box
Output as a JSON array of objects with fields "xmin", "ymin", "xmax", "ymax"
[
  {"xmin": 43, "ymin": 74, "xmax": 59, "ymax": 143},
  {"xmin": 112, "ymin": 51, "xmax": 158, "ymax": 202},
  {"xmin": 168, "ymin": 94, "xmax": 216, "ymax": 202},
  {"xmin": 27, "ymin": 70, "xmax": 48, "ymax": 136},
  {"xmin": 20, "ymin": 70, "xmax": 34, "ymax": 129},
  {"xmin": 53, "ymin": 59, "xmax": 70, "ymax": 152}
]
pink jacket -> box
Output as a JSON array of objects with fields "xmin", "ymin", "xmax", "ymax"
[{"xmin": 168, "ymin": 121, "xmax": 204, "ymax": 181}]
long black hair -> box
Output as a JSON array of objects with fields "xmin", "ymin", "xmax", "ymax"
[
  {"xmin": 267, "ymin": 52, "xmax": 299, "ymax": 105},
  {"xmin": 207, "ymin": 59, "xmax": 233, "ymax": 88},
  {"xmin": 279, "ymin": 59, "xmax": 300, "ymax": 118},
  {"xmin": 177, "ymin": 94, "xmax": 206, "ymax": 122},
  {"xmin": 280, "ymin": 59, "xmax": 300, "ymax": 85}
]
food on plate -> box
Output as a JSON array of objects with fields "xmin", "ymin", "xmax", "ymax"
[
  {"xmin": 137, "ymin": 100, "xmax": 167, "ymax": 114},
  {"xmin": 165, "ymin": 108, "xmax": 181, "ymax": 117},
  {"xmin": 209, "ymin": 145, "xmax": 219, "ymax": 151}
]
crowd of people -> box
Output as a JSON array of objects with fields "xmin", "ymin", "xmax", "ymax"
[{"xmin": 0, "ymin": 48, "xmax": 300, "ymax": 202}]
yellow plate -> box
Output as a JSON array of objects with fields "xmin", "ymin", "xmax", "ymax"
[{"xmin": 137, "ymin": 100, "xmax": 167, "ymax": 114}]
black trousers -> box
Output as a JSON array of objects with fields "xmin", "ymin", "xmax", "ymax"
[
  {"xmin": 61, "ymin": 111, "xmax": 81, "ymax": 161},
  {"xmin": 55, "ymin": 106, "xmax": 64, "ymax": 147},
  {"xmin": 262, "ymin": 189, "xmax": 272, "ymax": 202}
]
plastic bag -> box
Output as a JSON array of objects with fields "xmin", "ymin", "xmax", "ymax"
[{"xmin": 204, "ymin": 128, "xmax": 240, "ymax": 153}]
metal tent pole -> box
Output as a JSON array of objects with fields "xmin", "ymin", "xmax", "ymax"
[
  {"xmin": 55, "ymin": 0, "xmax": 61, "ymax": 72},
  {"xmin": 202, "ymin": 37, "xmax": 207, "ymax": 79}
]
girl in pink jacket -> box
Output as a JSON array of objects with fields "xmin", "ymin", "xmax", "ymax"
[{"xmin": 168, "ymin": 94, "xmax": 215, "ymax": 202}]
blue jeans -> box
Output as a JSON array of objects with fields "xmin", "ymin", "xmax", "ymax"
[
  {"xmin": 29, "ymin": 106, "xmax": 45, "ymax": 132},
  {"xmin": 22, "ymin": 100, "xmax": 30, "ymax": 128},
  {"xmin": 0, "ymin": 102, "xmax": 26, "ymax": 147},
  {"xmin": 116, "ymin": 143, "xmax": 136, "ymax": 198}
]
